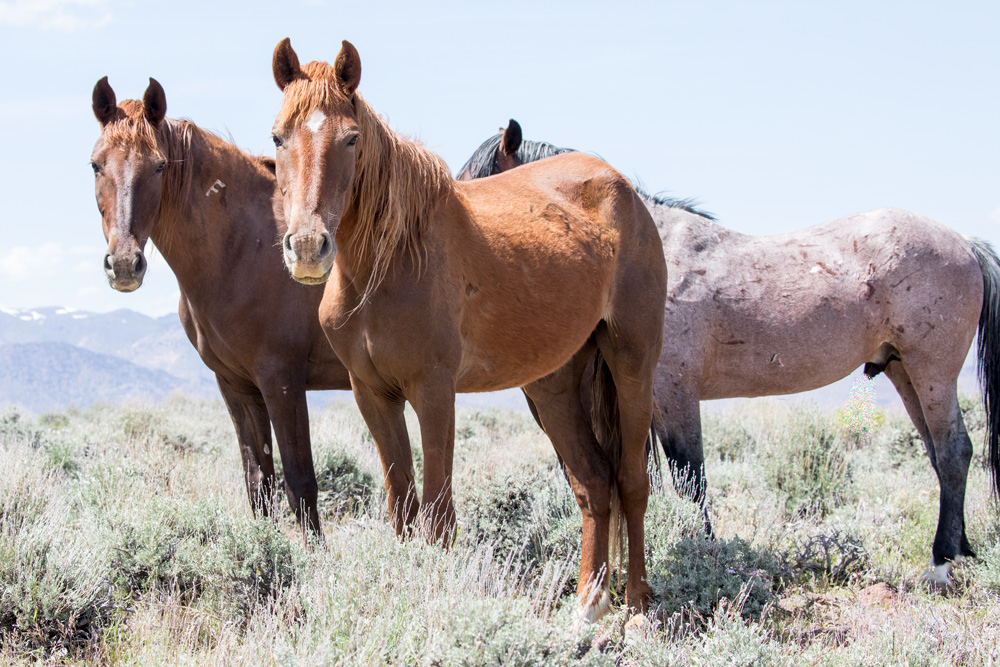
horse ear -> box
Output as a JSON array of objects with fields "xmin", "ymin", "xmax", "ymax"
[
  {"xmin": 273, "ymin": 37, "xmax": 304, "ymax": 91},
  {"xmin": 142, "ymin": 78, "xmax": 167, "ymax": 126},
  {"xmin": 334, "ymin": 40, "xmax": 361, "ymax": 96},
  {"xmin": 92, "ymin": 76, "xmax": 117, "ymax": 127},
  {"xmin": 500, "ymin": 119, "xmax": 522, "ymax": 156}
]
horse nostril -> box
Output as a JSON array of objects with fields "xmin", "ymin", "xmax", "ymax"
[
  {"xmin": 283, "ymin": 233, "xmax": 296, "ymax": 258},
  {"xmin": 133, "ymin": 253, "xmax": 146, "ymax": 276},
  {"xmin": 317, "ymin": 232, "xmax": 333, "ymax": 261},
  {"xmin": 103, "ymin": 254, "xmax": 115, "ymax": 277}
]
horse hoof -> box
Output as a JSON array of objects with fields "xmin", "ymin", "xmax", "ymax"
[
  {"xmin": 920, "ymin": 557, "xmax": 964, "ymax": 588},
  {"xmin": 623, "ymin": 613, "xmax": 651, "ymax": 643},
  {"xmin": 576, "ymin": 588, "xmax": 613, "ymax": 627}
]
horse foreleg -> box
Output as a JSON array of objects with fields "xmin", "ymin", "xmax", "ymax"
[
  {"xmin": 259, "ymin": 377, "xmax": 321, "ymax": 538},
  {"xmin": 351, "ymin": 378, "xmax": 419, "ymax": 536},
  {"xmin": 655, "ymin": 385, "xmax": 713, "ymax": 536},
  {"xmin": 217, "ymin": 376, "xmax": 276, "ymax": 518},
  {"xmin": 407, "ymin": 377, "xmax": 458, "ymax": 545},
  {"xmin": 524, "ymin": 354, "xmax": 614, "ymax": 623}
]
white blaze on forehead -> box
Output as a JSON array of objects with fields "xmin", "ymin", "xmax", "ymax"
[{"xmin": 306, "ymin": 110, "xmax": 326, "ymax": 134}]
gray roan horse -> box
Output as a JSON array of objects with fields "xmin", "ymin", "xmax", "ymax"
[
  {"xmin": 459, "ymin": 120, "xmax": 1000, "ymax": 584},
  {"xmin": 89, "ymin": 77, "xmax": 352, "ymax": 536}
]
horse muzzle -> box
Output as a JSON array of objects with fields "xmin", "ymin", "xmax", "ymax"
[
  {"xmin": 104, "ymin": 250, "xmax": 146, "ymax": 292},
  {"xmin": 282, "ymin": 229, "xmax": 335, "ymax": 284}
]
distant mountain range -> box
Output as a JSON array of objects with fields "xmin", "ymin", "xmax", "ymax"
[
  {"xmin": 0, "ymin": 307, "xmax": 218, "ymax": 413},
  {"xmin": 0, "ymin": 306, "xmax": 530, "ymax": 414},
  {"xmin": 0, "ymin": 306, "xmax": 981, "ymax": 415}
]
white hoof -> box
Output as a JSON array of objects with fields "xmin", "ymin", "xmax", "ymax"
[
  {"xmin": 577, "ymin": 588, "xmax": 613, "ymax": 626},
  {"xmin": 920, "ymin": 556, "xmax": 963, "ymax": 586}
]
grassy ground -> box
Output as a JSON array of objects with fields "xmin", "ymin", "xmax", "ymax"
[{"xmin": 1, "ymin": 392, "xmax": 999, "ymax": 665}]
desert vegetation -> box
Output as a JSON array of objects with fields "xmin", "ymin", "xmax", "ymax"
[{"xmin": 1, "ymin": 392, "xmax": 999, "ymax": 665}]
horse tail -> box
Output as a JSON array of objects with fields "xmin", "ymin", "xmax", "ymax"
[
  {"xmin": 590, "ymin": 349, "xmax": 626, "ymax": 574},
  {"xmin": 968, "ymin": 237, "xmax": 1000, "ymax": 502}
]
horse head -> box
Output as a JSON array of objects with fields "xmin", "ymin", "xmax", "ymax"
[
  {"xmin": 89, "ymin": 76, "xmax": 167, "ymax": 292},
  {"xmin": 270, "ymin": 38, "xmax": 361, "ymax": 284},
  {"xmin": 455, "ymin": 119, "xmax": 523, "ymax": 182}
]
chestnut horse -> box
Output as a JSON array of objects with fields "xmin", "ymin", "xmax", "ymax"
[
  {"xmin": 460, "ymin": 120, "xmax": 1000, "ymax": 584},
  {"xmin": 268, "ymin": 39, "xmax": 667, "ymax": 619},
  {"xmin": 89, "ymin": 77, "xmax": 352, "ymax": 535}
]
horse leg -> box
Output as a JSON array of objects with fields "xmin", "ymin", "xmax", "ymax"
[
  {"xmin": 406, "ymin": 376, "xmax": 458, "ymax": 545},
  {"xmin": 883, "ymin": 361, "xmax": 937, "ymax": 471},
  {"xmin": 217, "ymin": 376, "xmax": 276, "ymax": 517},
  {"xmin": 259, "ymin": 376, "xmax": 321, "ymax": 537},
  {"xmin": 594, "ymin": 323, "xmax": 659, "ymax": 615},
  {"xmin": 654, "ymin": 385, "xmax": 713, "ymax": 536},
  {"xmin": 350, "ymin": 378, "xmax": 419, "ymax": 535},
  {"xmin": 889, "ymin": 360, "xmax": 975, "ymax": 582},
  {"xmin": 523, "ymin": 348, "xmax": 614, "ymax": 622}
]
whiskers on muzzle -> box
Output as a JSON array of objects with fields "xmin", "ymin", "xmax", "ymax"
[
  {"xmin": 104, "ymin": 249, "xmax": 146, "ymax": 292},
  {"xmin": 282, "ymin": 229, "xmax": 335, "ymax": 284}
]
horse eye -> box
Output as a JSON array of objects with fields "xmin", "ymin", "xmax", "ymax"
[
  {"xmin": 155, "ymin": 161, "xmax": 166, "ymax": 174},
  {"xmin": 272, "ymin": 135, "xmax": 283, "ymax": 148},
  {"xmin": 347, "ymin": 135, "xmax": 359, "ymax": 147},
  {"xmin": 90, "ymin": 162, "xmax": 100, "ymax": 174}
]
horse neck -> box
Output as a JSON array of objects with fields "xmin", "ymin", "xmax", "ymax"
[
  {"xmin": 150, "ymin": 120, "xmax": 277, "ymax": 295},
  {"xmin": 337, "ymin": 95, "xmax": 453, "ymax": 292}
]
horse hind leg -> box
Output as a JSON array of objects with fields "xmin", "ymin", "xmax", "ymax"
[
  {"xmin": 885, "ymin": 358, "xmax": 975, "ymax": 584},
  {"xmin": 523, "ymin": 347, "xmax": 615, "ymax": 622},
  {"xmin": 592, "ymin": 317, "xmax": 662, "ymax": 614}
]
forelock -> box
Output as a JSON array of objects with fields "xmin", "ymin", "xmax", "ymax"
[
  {"xmin": 277, "ymin": 61, "xmax": 354, "ymax": 125},
  {"xmin": 101, "ymin": 99, "xmax": 159, "ymax": 152}
]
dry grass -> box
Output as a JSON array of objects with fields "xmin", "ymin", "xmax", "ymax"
[{"xmin": 1, "ymin": 395, "xmax": 998, "ymax": 665}]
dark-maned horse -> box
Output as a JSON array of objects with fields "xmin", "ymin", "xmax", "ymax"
[
  {"xmin": 89, "ymin": 77, "xmax": 352, "ymax": 536},
  {"xmin": 460, "ymin": 120, "xmax": 1000, "ymax": 584},
  {"xmin": 268, "ymin": 40, "xmax": 667, "ymax": 620}
]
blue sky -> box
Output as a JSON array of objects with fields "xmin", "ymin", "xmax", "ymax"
[{"xmin": 1, "ymin": 0, "xmax": 998, "ymax": 316}]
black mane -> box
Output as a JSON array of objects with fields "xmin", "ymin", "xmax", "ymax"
[
  {"xmin": 457, "ymin": 133, "xmax": 574, "ymax": 181},
  {"xmin": 458, "ymin": 133, "xmax": 715, "ymax": 221}
]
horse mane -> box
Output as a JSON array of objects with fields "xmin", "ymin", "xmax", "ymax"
[
  {"xmin": 280, "ymin": 61, "xmax": 453, "ymax": 301},
  {"xmin": 457, "ymin": 133, "xmax": 574, "ymax": 180},
  {"xmin": 633, "ymin": 184, "xmax": 716, "ymax": 222}
]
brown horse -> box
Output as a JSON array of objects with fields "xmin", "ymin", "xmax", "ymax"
[
  {"xmin": 460, "ymin": 121, "xmax": 1000, "ymax": 584},
  {"xmin": 268, "ymin": 39, "xmax": 667, "ymax": 619},
  {"xmin": 89, "ymin": 77, "xmax": 353, "ymax": 535}
]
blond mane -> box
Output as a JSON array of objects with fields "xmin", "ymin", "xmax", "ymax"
[{"xmin": 280, "ymin": 61, "xmax": 454, "ymax": 302}]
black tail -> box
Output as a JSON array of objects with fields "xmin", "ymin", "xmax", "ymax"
[{"xmin": 968, "ymin": 237, "xmax": 1000, "ymax": 502}]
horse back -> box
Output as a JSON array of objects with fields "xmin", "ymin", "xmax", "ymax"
[{"xmin": 424, "ymin": 153, "xmax": 664, "ymax": 390}]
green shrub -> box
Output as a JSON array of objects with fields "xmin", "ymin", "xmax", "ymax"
[
  {"xmin": 761, "ymin": 408, "xmax": 853, "ymax": 518},
  {"xmin": 459, "ymin": 464, "xmax": 582, "ymax": 588},
  {"xmin": 647, "ymin": 536, "xmax": 780, "ymax": 622},
  {"xmin": 703, "ymin": 414, "xmax": 758, "ymax": 462},
  {"xmin": 106, "ymin": 497, "xmax": 295, "ymax": 623},
  {"xmin": 0, "ymin": 481, "xmax": 115, "ymax": 654},
  {"xmin": 315, "ymin": 448, "xmax": 377, "ymax": 518}
]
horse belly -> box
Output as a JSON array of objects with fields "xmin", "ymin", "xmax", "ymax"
[
  {"xmin": 455, "ymin": 285, "xmax": 606, "ymax": 392},
  {"xmin": 698, "ymin": 301, "xmax": 880, "ymax": 399}
]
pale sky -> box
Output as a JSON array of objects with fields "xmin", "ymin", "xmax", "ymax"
[{"xmin": 1, "ymin": 0, "xmax": 998, "ymax": 316}]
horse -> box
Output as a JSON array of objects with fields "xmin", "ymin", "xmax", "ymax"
[
  {"xmin": 88, "ymin": 77, "xmax": 354, "ymax": 536},
  {"xmin": 268, "ymin": 39, "xmax": 667, "ymax": 620},
  {"xmin": 459, "ymin": 120, "xmax": 1000, "ymax": 585}
]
